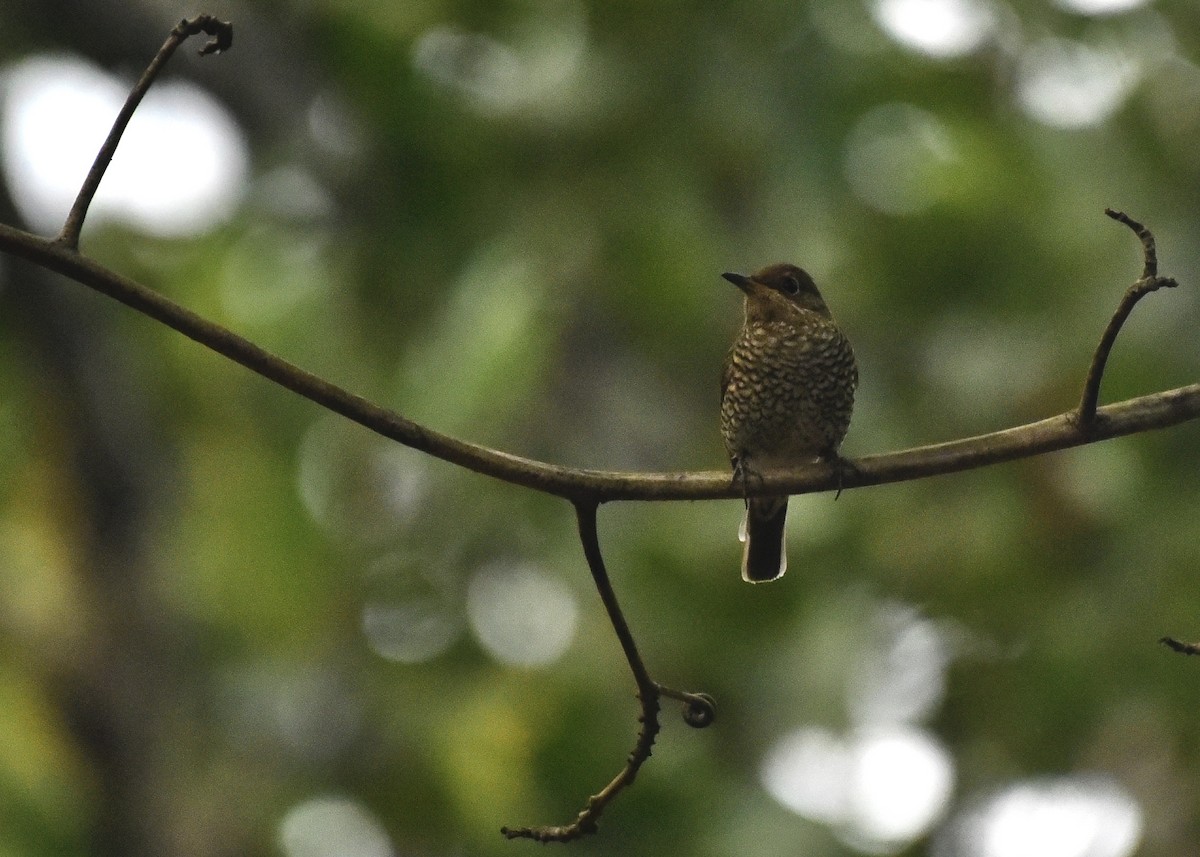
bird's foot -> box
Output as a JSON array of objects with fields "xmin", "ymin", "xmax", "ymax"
[
  {"xmin": 820, "ymin": 451, "xmax": 858, "ymax": 501},
  {"xmin": 731, "ymin": 456, "xmax": 766, "ymax": 503}
]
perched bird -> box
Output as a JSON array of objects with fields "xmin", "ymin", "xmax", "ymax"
[{"xmin": 720, "ymin": 263, "xmax": 857, "ymax": 583}]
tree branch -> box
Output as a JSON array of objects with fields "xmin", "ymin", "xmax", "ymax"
[
  {"xmin": 502, "ymin": 502, "xmax": 660, "ymax": 842},
  {"xmin": 1077, "ymin": 209, "xmax": 1179, "ymax": 426},
  {"xmin": 1161, "ymin": 637, "xmax": 1200, "ymax": 656},
  {"xmin": 2, "ymin": 12, "xmax": 1196, "ymax": 847},
  {"xmin": 56, "ymin": 15, "xmax": 232, "ymax": 250},
  {"xmin": 0, "ymin": 222, "xmax": 1197, "ymax": 505},
  {"xmin": 502, "ymin": 503, "xmax": 717, "ymax": 841}
]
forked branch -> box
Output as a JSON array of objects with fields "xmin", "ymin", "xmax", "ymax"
[
  {"xmin": 1, "ymin": 221, "xmax": 1198, "ymax": 504},
  {"xmin": 501, "ymin": 503, "xmax": 715, "ymax": 842},
  {"xmin": 1077, "ymin": 209, "xmax": 1179, "ymax": 426},
  {"xmin": 0, "ymin": 11, "xmax": 1195, "ymax": 845}
]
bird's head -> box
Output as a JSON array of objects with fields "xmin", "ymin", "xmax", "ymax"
[{"xmin": 722, "ymin": 263, "xmax": 831, "ymax": 321}]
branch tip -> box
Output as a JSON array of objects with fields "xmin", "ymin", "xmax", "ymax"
[
  {"xmin": 500, "ymin": 501, "xmax": 714, "ymax": 841},
  {"xmin": 1160, "ymin": 636, "xmax": 1200, "ymax": 656},
  {"xmin": 658, "ymin": 686, "xmax": 717, "ymax": 728},
  {"xmin": 1078, "ymin": 210, "xmax": 1177, "ymax": 426},
  {"xmin": 179, "ymin": 15, "xmax": 234, "ymax": 55},
  {"xmin": 1105, "ymin": 207, "xmax": 1157, "ymax": 279},
  {"xmin": 56, "ymin": 14, "xmax": 232, "ymax": 248}
]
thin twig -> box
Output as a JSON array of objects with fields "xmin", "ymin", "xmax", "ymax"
[
  {"xmin": 1077, "ymin": 209, "xmax": 1179, "ymax": 426},
  {"xmin": 1160, "ymin": 637, "xmax": 1200, "ymax": 656},
  {"xmin": 1107, "ymin": 208, "xmax": 1159, "ymax": 280},
  {"xmin": 572, "ymin": 502, "xmax": 657, "ymax": 697},
  {"xmin": 657, "ymin": 685, "xmax": 717, "ymax": 728},
  {"xmin": 0, "ymin": 220, "xmax": 1197, "ymax": 502},
  {"xmin": 501, "ymin": 503, "xmax": 718, "ymax": 840},
  {"xmin": 55, "ymin": 15, "xmax": 232, "ymax": 249},
  {"xmin": 502, "ymin": 502, "xmax": 661, "ymax": 842}
]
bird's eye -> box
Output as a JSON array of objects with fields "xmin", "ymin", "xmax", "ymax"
[{"xmin": 781, "ymin": 274, "xmax": 801, "ymax": 295}]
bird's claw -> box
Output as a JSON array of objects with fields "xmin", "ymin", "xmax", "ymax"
[
  {"xmin": 821, "ymin": 451, "xmax": 858, "ymax": 500},
  {"xmin": 731, "ymin": 456, "xmax": 768, "ymax": 502}
]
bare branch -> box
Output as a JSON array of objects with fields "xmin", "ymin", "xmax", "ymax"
[
  {"xmin": 1161, "ymin": 637, "xmax": 1200, "ymax": 656},
  {"xmin": 573, "ymin": 503, "xmax": 657, "ymax": 698},
  {"xmin": 500, "ymin": 504, "xmax": 717, "ymax": 840},
  {"xmin": 1077, "ymin": 209, "xmax": 1179, "ymax": 426},
  {"xmin": 658, "ymin": 685, "xmax": 717, "ymax": 728},
  {"xmin": 55, "ymin": 15, "xmax": 232, "ymax": 249},
  {"xmin": 502, "ymin": 502, "xmax": 661, "ymax": 842},
  {"xmin": 0, "ymin": 221, "xmax": 1197, "ymax": 504},
  {"xmin": 1107, "ymin": 208, "xmax": 1159, "ymax": 280}
]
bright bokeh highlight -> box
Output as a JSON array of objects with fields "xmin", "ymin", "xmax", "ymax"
[
  {"xmin": 467, "ymin": 563, "xmax": 578, "ymax": 667},
  {"xmin": 1, "ymin": 54, "xmax": 247, "ymax": 236},
  {"xmin": 872, "ymin": 0, "xmax": 997, "ymax": 58},
  {"xmin": 410, "ymin": 0, "xmax": 586, "ymax": 114},
  {"xmin": 1054, "ymin": 0, "xmax": 1152, "ymax": 15},
  {"xmin": 763, "ymin": 725, "xmax": 954, "ymax": 852},
  {"xmin": 278, "ymin": 796, "xmax": 394, "ymax": 857},
  {"xmin": 296, "ymin": 416, "xmax": 429, "ymax": 546},
  {"xmin": 762, "ymin": 604, "xmax": 957, "ymax": 853},
  {"xmin": 944, "ymin": 775, "xmax": 1143, "ymax": 857},
  {"xmin": 360, "ymin": 552, "xmax": 462, "ymax": 664},
  {"xmin": 844, "ymin": 103, "xmax": 958, "ymax": 215},
  {"xmin": 1015, "ymin": 39, "xmax": 1141, "ymax": 128},
  {"xmin": 849, "ymin": 604, "xmax": 953, "ymax": 726}
]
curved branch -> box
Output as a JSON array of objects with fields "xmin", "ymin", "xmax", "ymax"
[
  {"xmin": 1108, "ymin": 207, "xmax": 1160, "ymax": 280},
  {"xmin": 0, "ymin": 223, "xmax": 1197, "ymax": 504},
  {"xmin": 572, "ymin": 502, "xmax": 656, "ymax": 698},
  {"xmin": 56, "ymin": 15, "xmax": 232, "ymax": 249},
  {"xmin": 1161, "ymin": 637, "xmax": 1200, "ymax": 656},
  {"xmin": 502, "ymin": 502, "xmax": 661, "ymax": 842},
  {"xmin": 1077, "ymin": 209, "xmax": 1179, "ymax": 426},
  {"xmin": 501, "ymin": 502, "xmax": 717, "ymax": 841}
]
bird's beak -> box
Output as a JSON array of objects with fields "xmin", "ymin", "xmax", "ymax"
[{"xmin": 722, "ymin": 272, "xmax": 752, "ymax": 293}]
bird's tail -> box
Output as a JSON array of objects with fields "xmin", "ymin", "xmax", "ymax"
[{"xmin": 740, "ymin": 496, "xmax": 788, "ymax": 583}]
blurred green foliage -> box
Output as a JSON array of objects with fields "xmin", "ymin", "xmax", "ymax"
[{"xmin": 1, "ymin": 0, "xmax": 1200, "ymax": 855}]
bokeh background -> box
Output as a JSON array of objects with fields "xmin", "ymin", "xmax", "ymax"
[{"xmin": 2, "ymin": 0, "xmax": 1200, "ymax": 855}]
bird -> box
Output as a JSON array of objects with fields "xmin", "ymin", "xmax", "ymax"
[{"xmin": 719, "ymin": 263, "xmax": 857, "ymax": 583}]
